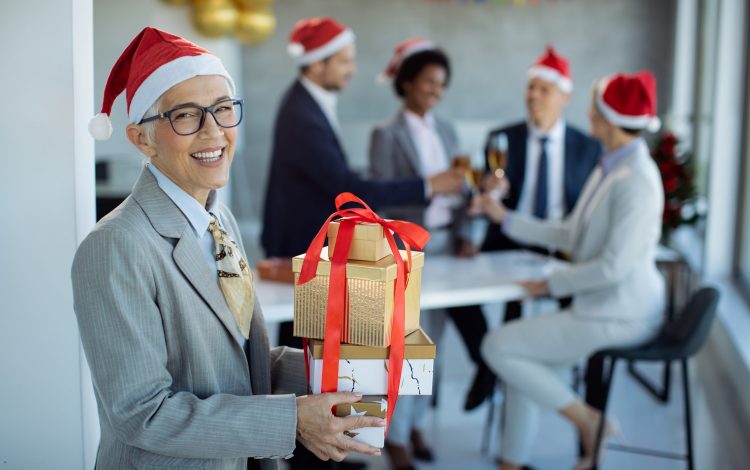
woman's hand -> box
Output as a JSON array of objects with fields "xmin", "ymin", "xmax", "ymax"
[
  {"xmin": 296, "ymin": 392, "xmax": 384, "ymax": 461},
  {"xmin": 518, "ymin": 280, "xmax": 550, "ymax": 299}
]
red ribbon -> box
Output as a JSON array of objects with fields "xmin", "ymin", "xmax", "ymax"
[{"xmin": 297, "ymin": 192, "xmax": 429, "ymax": 429}]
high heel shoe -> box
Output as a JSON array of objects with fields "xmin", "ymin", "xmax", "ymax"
[{"xmin": 572, "ymin": 416, "xmax": 624, "ymax": 470}]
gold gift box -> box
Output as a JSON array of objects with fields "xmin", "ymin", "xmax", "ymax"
[
  {"xmin": 307, "ymin": 327, "xmax": 436, "ymax": 360},
  {"xmin": 327, "ymin": 220, "xmax": 391, "ymax": 262},
  {"xmin": 334, "ymin": 396, "xmax": 387, "ymax": 448},
  {"xmin": 293, "ymin": 248, "xmax": 424, "ymax": 347}
]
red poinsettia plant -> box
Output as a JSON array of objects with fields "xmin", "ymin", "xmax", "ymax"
[{"xmin": 651, "ymin": 131, "xmax": 700, "ymax": 236}]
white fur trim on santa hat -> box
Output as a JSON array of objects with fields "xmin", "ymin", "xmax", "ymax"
[
  {"xmin": 293, "ymin": 29, "xmax": 355, "ymax": 66},
  {"xmin": 400, "ymin": 41, "xmax": 435, "ymax": 62},
  {"xmin": 595, "ymin": 80, "xmax": 659, "ymax": 131},
  {"xmin": 528, "ymin": 65, "xmax": 573, "ymax": 93},
  {"xmin": 88, "ymin": 112, "xmax": 113, "ymax": 140},
  {"xmin": 128, "ymin": 54, "xmax": 236, "ymax": 124},
  {"xmin": 287, "ymin": 42, "xmax": 305, "ymax": 57}
]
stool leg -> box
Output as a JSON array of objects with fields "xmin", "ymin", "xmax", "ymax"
[
  {"xmin": 682, "ymin": 358, "xmax": 694, "ymax": 470},
  {"xmin": 481, "ymin": 381, "xmax": 497, "ymax": 455},
  {"xmin": 591, "ymin": 356, "xmax": 617, "ymax": 470}
]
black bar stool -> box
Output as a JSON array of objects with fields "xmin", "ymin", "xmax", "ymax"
[{"xmin": 590, "ymin": 287, "xmax": 720, "ymax": 470}]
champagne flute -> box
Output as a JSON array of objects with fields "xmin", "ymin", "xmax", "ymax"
[{"xmin": 486, "ymin": 133, "xmax": 509, "ymax": 199}]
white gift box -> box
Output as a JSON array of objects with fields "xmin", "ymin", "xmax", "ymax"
[
  {"xmin": 306, "ymin": 328, "xmax": 435, "ymax": 396},
  {"xmin": 334, "ymin": 396, "xmax": 387, "ymax": 448}
]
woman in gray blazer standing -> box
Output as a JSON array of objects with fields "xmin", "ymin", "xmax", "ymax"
[
  {"xmin": 369, "ymin": 39, "xmax": 474, "ymax": 470},
  {"xmin": 477, "ymin": 71, "xmax": 666, "ymax": 470},
  {"xmin": 73, "ymin": 27, "xmax": 383, "ymax": 470}
]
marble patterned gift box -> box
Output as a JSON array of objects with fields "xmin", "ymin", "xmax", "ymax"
[
  {"xmin": 327, "ymin": 220, "xmax": 391, "ymax": 262},
  {"xmin": 334, "ymin": 396, "xmax": 387, "ymax": 448},
  {"xmin": 292, "ymin": 248, "xmax": 424, "ymax": 347},
  {"xmin": 306, "ymin": 328, "xmax": 436, "ymax": 395}
]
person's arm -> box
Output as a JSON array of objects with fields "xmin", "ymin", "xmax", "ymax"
[
  {"xmin": 269, "ymin": 344, "xmax": 307, "ymax": 396},
  {"xmin": 72, "ymin": 228, "xmax": 298, "ymax": 459},
  {"xmin": 283, "ymin": 119, "xmax": 426, "ymax": 208},
  {"xmin": 503, "ymin": 210, "xmax": 576, "ymax": 253},
  {"xmin": 547, "ymin": 176, "xmax": 661, "ymax": 298}
]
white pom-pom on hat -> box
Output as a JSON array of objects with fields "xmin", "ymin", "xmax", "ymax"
[
  {"xmin": 647, "ymin": 116, "xmax": 662, "ymax": 133},
  {"xmin": 287, "ymin": 42, "xmax": 304, "ymax": 57},
  {"xmin": 88, "ymin": 112, "xmax": 113, "ymax": 140}
]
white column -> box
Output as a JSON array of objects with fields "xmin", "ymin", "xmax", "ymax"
[
  {"xmin": 0, "ymin": 0, "xmax": 97, "ymax": 468},
  {"xmin": 704, "ymin": 0, "xmax": 747, "ymax": 279},
  {"xmin": 667, "ymin": 0, "xmax": 698, "ymax": 141}
]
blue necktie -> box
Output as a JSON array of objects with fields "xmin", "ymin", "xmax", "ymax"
[{"xmin": 533, "ymin": 136, "xmax": 549, "ymax": 219}]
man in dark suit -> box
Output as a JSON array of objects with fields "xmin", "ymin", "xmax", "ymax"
[
  {"xmin": 260, "ymin": 17, "xmax": 464, "ymax": 470},
  {"xmin": 457, "ymin": 46, "xmax": 602, "ymax": 411}
]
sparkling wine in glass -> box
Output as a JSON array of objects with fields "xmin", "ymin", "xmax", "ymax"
[{"xmin": 487, "ymin": 133, "xmax": 508, "ymax": 179}]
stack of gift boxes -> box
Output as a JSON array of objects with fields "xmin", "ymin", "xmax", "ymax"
[{"xmin": 292, "ymin": 220, "xmax": 437, "ymax": 448}]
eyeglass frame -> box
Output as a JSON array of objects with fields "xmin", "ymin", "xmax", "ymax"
[{"xmin": 138, "ymin": 98, "xmax": 244, "ymax": 136}]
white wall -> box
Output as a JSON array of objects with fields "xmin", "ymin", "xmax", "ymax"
[
  {"xmin": 237, "ymin": 0, "xmax": 677, "ymax": 223},
  {"xmin": 0, "ymin": 0, "xmax": 96, "ymax": 468}
]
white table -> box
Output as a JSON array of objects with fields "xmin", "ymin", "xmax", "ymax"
[{"xmin": 255, "ymin": 250, "xmax": 567, "ymax": 323}]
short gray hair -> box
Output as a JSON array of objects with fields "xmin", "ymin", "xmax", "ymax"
[{"xmin": 141, "ymin": 98, "xmax": 162, "ymax": 146}]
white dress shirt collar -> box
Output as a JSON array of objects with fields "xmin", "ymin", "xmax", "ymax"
[
  {"xmin": 403, "ymin": 108, "xmax": 437, "ymax": 131},
  {"xmin": 147, "ymin": 162, "xmax": 219, "ymax": 237},
  {"xmin": 300, "ymin": 76, "xmax": 341, "ymax": 134},
  {"xmin": 527, "ymin": 117, "xmax": 565, "ymax": 142}
]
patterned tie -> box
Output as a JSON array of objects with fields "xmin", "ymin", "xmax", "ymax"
[
  {"xmin": 208, "ymin": 214, "xmax": 253, "ymax": 339},
  {"xmin": 532, "ymin": 136, "xmax": 549, "ymax": 219}
]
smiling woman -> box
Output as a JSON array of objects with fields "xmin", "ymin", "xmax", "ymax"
[{"xmin": 73, "ymin": 26, "xmax": 385, "ymax": 470}]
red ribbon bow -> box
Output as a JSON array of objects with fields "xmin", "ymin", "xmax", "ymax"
[{"xmin": 298, "ymin": 192, "xmax": 429, "ymax": 429}]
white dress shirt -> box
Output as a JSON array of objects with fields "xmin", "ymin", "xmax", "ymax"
[
  {"xmin": 402, "ymin": 109, "xmax": 454, "ymax": 229},
  {"xmin": 300, "ymin": 76, "xmax": 342, "ymax": 136},
  {"xmin": 516, "ymin": 119, "xmax": 566, "ymax": 220},
  {"xmin": 147, "ymin": 163, "xmax": 247, "ymax": 347}
]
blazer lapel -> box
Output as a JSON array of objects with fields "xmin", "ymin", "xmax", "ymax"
[
  {"xmin": 506, "ymin": 124, "xmax": 528, "ymax": 209},
  {"xmin": 394, "ymin": 112, "xmax": 422, "ymax": 175},
  {"xmin": 172, "ymin": 228, "xmax": 243, "ymax": 340},
  {"xmin": 563, "ymin": 126, "xmax": 577, "ymax": 212},
  {"xmin": 132, "ymin": 167, "xmax": 242, "ymax": 341},
  {"xmin": 435, "ymin": 117, "xmax": 457, "ymax": 157}
]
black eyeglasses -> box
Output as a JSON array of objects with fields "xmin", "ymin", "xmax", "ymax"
[{"xmin": 139, "ymin": 98, "xmax": 244, "ymax": 136}]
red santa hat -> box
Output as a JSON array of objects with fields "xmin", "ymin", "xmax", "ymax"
[
  {"xmin": 287, "ymin": 17, "xmax": 355, "ymax": 66},
  {"xmin": 527, "ymin": 46, "xmax": 573, "ymax": 93},
  {"xmin": 378, "ymin": 38, "xmax": 436, "ymax": 83},
  {"xmin": 88, "ymin": 26, "xmax": 235, "ymax": 140},
  {"xmin": 595, "ymin": 71, "xmax": 660, "ymax": 132}
]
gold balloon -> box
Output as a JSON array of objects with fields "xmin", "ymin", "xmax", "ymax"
[
  {"xmin": 192, "ymin": 0, "xmax": 238, "ymax": 38},
  {"xmin": 161, "ymin": 0, "xmax": 191, "ymax": 6},
  {"xmin": 235, "ymin": 8, "xmax": 276, "ymax": 45},
  {"xmin": 234, "ymin": 0, "xmax": 275, "ymax": 9}
]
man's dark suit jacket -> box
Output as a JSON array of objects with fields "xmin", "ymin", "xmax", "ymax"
[
  {"xmin": 481, "ymin": 121, "xmax": 602, "ymax": 252},
  {"xmin": 261, "ymin": 80, "xmax": 427, "ymax": 257}
]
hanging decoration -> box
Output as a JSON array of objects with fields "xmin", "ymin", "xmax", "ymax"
[
  {"xmin": 160, "ymin": 0, "xmax": 277, "ymax": 45},
  {"xmin": 192, "ymin": 0, "xmax": 239, "ymax": 38},
  {"xmin": 425, "ymin": 0, "xmax": 557, "ymax": 5},
  {"xmin": 234, "ymin": 0, "xmax": 276, "ymax": 45}
]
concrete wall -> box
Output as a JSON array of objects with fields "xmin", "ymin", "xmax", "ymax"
[
  {"xmin": 236, "ymin": 0, "xmax": 677, "ymax": 225},
  {"xmin": 0, "ymin": 0, "xmax": 97, "ymax": 468}
]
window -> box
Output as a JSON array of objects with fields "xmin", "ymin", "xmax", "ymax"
[{"xmin": 735, "ymin": 6, "xmax": 750, "ymax": 299}]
